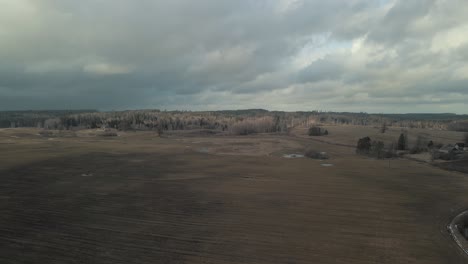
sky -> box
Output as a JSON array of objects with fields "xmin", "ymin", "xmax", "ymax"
[{"xmin": 0, "ymin": 0, "xmax": 467, "ymax": 113}]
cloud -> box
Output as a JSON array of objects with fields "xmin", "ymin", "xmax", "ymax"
[
  {"xmin": 0, "ymin": 0, "xmax": 467, "ymax": 113},
  {"xmin": 83, "ymin": 63, "xmax": 134, "ymax": 75}
]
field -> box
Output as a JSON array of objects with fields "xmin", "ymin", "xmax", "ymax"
[{"xmin": 1, "ymin": 127, "xmax": 468, "ymax": 263}]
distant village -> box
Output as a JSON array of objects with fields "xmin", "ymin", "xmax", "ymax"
[{"xmin": 435, "ymin": 143, "xmax": 467, "ymax": 160}]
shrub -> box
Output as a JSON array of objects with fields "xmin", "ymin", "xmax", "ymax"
[
  {"xmin": 38, "ymin": 130, "xmax": 54, "ymax": 137},
  {"xmin": 383, "ymin": 143, "xmax": 397, "ymax": 158},
  {"xmin": 304, "ymin": 148, "xmax": 329, "ymax": 159},
  {"xmin": 437, "ymin": 152, "xmax": 458, "ymax": 161},
  {"xmin": 356, "ymin": 137, "xmax": 372, "ymax": 154},
  {"xmin": 370, "ymin": 140, "xmax": 385, "ymax": 159},
  {"xmin": 230, "ymin": 122, "xmax": 257, "ymax": 135},
  {"xmin": 308, "ymin": 126, "xmax": 328, "ymax": 136},
  {"xmin": 384, "ymin": 149, "xmax": 397, "ymax": 159},
  {"xmin": 99, "ymin": 131, "xmax": 118, "ymax": 137},
  {"xmin": 409, "ymin": 146, "xmax": 427, "ymax": 154},
  {"xmin": 427, "ymin": 140, "xmax": 434, "ymax": 148}
]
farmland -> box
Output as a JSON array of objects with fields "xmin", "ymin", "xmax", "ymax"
[{"xmin": 1, "ymin": 126, "xmax": 468, "ymax": 263}]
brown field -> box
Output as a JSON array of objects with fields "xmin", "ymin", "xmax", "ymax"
[{"xmin": 1, "ymin": 127, "xmax": 468, "ymax": 263}]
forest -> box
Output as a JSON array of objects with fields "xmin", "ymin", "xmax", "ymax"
[{"xmin": 1, "ymin": 109, "xmax": 468, "ymax": 134}]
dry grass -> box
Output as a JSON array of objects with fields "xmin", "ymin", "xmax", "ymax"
[
  {"xmin": 292, "ymin": 125, "xmax": 466, "ymax": 148},
  {"xmin": 1, "ymin": 128, "xmax": 468, "ymax": 263}
]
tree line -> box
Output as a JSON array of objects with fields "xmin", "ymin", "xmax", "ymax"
[{"xmin": 1, "ymin": 109, "xmax": 467, "ymax": 133}]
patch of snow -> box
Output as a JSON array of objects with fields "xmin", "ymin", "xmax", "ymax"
[
  {"xmin": 197, "ymin": 147, "xmax": 210, "ymax": 153},
  {"xmin": 283, "ymin": 154, "xmax": 305, "ymax": 158}
]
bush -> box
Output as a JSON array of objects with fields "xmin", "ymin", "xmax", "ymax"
[
  {"xmin": 409, "ymin": 146, "xmax": 427, "ymax": 154},
  {"xmin": 230, "ymin": 122, "xmax": 257, "ymax": 135},
  {"xmin": 38, "ymin": 130, "xmax": 54, "ymax": 137},
  {"xmin": 356, "ymin": 136, "xmax": 372, "ymax": 154},
  {"xmin": 437, "ymin": 152, "xmax": 459, "ymax": 161},
  {"xmin": 99, "ymin": 131, "xmax": 118, "ymax": 137},
  {"xmin": 308, "ymin": 126, "xmax": 328, "ymax": 136},
  {"xmin": 384, "ymin": 149, "xmax": 397, "ymax": 159},
  {"xmin": 383, "ymin": 143, "xmax": 397, "ymax": 158},
  {"xmin": 427, "ymin": 140, "xmax": 434, "ymax": 148},
  {"xmin": 304, "ymin": 148, "xmax": 329, "ymax": 159},
  {"xmin": 370, "ymin": 140, "xmax": 385, "ymax": 159}
]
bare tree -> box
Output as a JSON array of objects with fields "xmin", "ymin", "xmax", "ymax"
[
  {"xmin": 380, "ymin": 122, "xmax": 387, "ymax": 133},
  {"xmin": 410, "ymin": 135, "xmax": 428, "ymax": 154},
  {"xmin": 370, "ymin": 141, "xmax": 385, "ymax": 159}
]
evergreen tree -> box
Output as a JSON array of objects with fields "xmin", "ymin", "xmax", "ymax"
[
  {"xmin": 356, "ymin": 137, "xmax": 372, "ymax": 154},
  {"xmin": 398, "ymin": 133, "xmax": 407, "ymax": 150}
]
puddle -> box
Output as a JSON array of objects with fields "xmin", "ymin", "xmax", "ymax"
[
  {"xmin": 283, "ymin": 154, "xmax": 305, "ymax": 158},
  {"xmin": 197, "ymin": 147, "xmax": 210, "ymax": 153}
]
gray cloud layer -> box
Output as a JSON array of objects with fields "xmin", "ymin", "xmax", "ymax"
[{"xmin": 1, "ymin": 0, "xmax": 467, "ymax": 113}]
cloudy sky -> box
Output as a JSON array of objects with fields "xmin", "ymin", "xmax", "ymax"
[{"xmin": 1, "ymin": 0, "xmax": 467, "ymax": 113}]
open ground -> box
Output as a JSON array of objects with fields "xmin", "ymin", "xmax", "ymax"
[{"xmin": 1, "ymin": 126, "xmax": 468, "ymax": 263}]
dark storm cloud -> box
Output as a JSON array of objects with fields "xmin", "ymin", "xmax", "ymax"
[
  {"xmin": 367, "ymin": 0, "xmax": 435, "ymax": 44},
  {"xmin": 0, "ymin": 0, "xmax": 467, "ymax": 113}
]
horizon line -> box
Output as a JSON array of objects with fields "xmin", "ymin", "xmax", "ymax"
[{"xmin": 0, "ymin": 108, "xmax": 467, "ymax": 116}]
